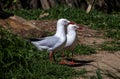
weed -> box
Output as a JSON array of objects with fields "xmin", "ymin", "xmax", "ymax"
[
  {"xmin": 7, "ymin": 5, "xmax": 120, "ymax": 40},
  {"xmin": 105, "ymin": 29, "xmax": 120, "ymax": 39},
  {"xmin": 3, "ymin": 5, "xmax": 120, "ymax": 79},
  {"xmin": 90, "ymin": 69, "xmax": 103, "ymax": 79},
  {"xmin": 96, "ymin": 69, "xmax": 103, "ymax": 79},
  {"xmin": 100, "ymin": 41, "xmax": 120, "ymax": 51},
  {"xmin": 0, "ymin": 26, "xmax": 97, "ymax": 79},
  {"xmin": 0, "ymin": 27, "xmax": 86, "ymax": 79},
  {"xmin": 74, "ymin": 44, "xmax": 96, "ymax": 55}
]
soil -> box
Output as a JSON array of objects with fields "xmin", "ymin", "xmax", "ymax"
[
  {"xmin": 22, "ymin": 20, "xmax": 120, "ymax": 79},
  {"xmin": 27, "ymin": 20, "xmax": 120, "ymax": 79},
  {"xmin": 0, "ymin": 16, "xmax": 120, "ymax": 79}
]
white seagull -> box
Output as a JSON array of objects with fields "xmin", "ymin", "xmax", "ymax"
[
  {"xmin": 60, "ymin": 24, "xmax": 82, "ymax": 65},
  {"xmin": 29, "ymin": 18, "xmax": 74, "ymax": 62}
]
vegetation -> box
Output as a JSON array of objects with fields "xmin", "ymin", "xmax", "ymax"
[
  {"xmin": 10, "ymin": 6, "xmax": 120, "ymax": 39},
  {"xmin": 1, "ymin": 6, "xmax": 120, "ymax": 79},
  {"xmin": 0, "ymin": 27, "xmax": 86, "ymax": 79},
  {"xmin": 100, "ymin": 41, "xmax": 120, "ymax": 51},
  {"xmin": 1, "ymin": 0, "xmax": 120, "ymax": 13},
  {"xmin": 74, "ymin": 45, "xmax": 96, "ymax": 55}
]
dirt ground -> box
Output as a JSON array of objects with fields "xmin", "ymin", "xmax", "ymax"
[
  {"xmin": 25, "ymin": 20, "xmax": 120, "ymax": 79},
  {"xmin": 29, "ymin": 20, "xmax": 120, "ymax": 79},
  {"xmin": 0, "ymin": 16, "xmax": 120, "ymax": 79}
]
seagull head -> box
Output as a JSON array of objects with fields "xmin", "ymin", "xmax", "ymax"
[
  {"xmin": 67, "ymin": 24, "xmax": 81, "ymax": 31},
  {"xmin": 57, "ymin": 18, "xmax": 75, "ymax": 26}
]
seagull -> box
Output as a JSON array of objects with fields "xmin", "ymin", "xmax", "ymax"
[
  {"xmin": 29, "ymin": 18, "xmax": 74, "ymax": 62},
  {"xmin": 60, "ymin": 24, "xmax": 82, "ymax": 65}
]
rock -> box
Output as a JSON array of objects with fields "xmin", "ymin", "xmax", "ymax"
[{"xmin": 0, "ymin": 15, "xmax": 43, "ymax": 38}]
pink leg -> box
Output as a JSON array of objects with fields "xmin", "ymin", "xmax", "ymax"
[
  {"xmin": 69, "ymin": 52, "xmax": 75, "ymax": 65},
  {"xmin": 62, "ymin": 51, "xmax": 64, "ymax": 59},
  {"xmin": 49, "ymin": 51, "xmax": 53, "ymax": 62},
  {"xmin": 59, "ymin": 51, "xmax": 66, "ymax": 64}
]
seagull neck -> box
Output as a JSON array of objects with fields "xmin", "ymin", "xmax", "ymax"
[
  {"xmin": 54, "ymin": 24, "xmax": 66, "ymax": 37},
  {"xmin": 67, "ymin": 30, "xmax": 76, "ymax": 36}
]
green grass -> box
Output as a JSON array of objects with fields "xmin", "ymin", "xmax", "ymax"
[
  {"xmin": 53, "ymin": 45, "xmax": 96, "ymax": 63},
  {"xmin": 8, "ymin": 9, "xmax": 43, "ymax": 20},
  {"xmin": 3, "ymin": 5, "xmax": 120, "ymax": 78},
  {"xmin": 0, "ymin": 27, "xmax": 87, "ymax": 79},
  {"xmin": 74, "ymin": 44, "xmax": 96, "ymax": 55},
  {"xmin": 7, "ymin": 5, "xmax": 120, "ymax": 39},
  {"xmin": 90, "ymin": 69, "xmax": 103, "ymax": 79},
  {"xmin": 100, "ymin": 41, "xmax": 120, "ymax": 51},
  {"xmin": 105, "ymin": 29, "xmax": 120, "ymax": 39}
]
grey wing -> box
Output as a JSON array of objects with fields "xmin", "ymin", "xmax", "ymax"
[
  {"xmin": 50, "ymin": 40, "xmax": 62, "ymax": 49},
  {"xmin": 37, "ymin": 36, "xmax": 59, "ymax": 48},
  {"xmin": 48, "ymin": 37, "xmax": 66, "ymax": 51}
]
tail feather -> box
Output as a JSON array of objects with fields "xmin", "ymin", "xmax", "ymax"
[{"xmin": 27, "ymin": 38, "xmax": 44, "ymax": 41}]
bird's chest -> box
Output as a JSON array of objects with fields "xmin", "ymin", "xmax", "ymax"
[{"xmin": 66, "ymin": 36, "xmax": 78, "ymax": 50}]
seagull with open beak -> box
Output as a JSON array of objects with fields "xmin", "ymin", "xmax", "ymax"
[{"xmin": 59, "ymin": 23, "xmax": 82, "ymax": 65}]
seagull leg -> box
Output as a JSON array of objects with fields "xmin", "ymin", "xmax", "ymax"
[
  {"xmin": 53, "ymin": 52, "xmax": 56, "ymax": 62},
  {"xmin": 49, "ymin": 52, "xmax": 56, "ymax": 63},
  {"xmin": 59, "ymin": 51, "xmax": 66, "ymax": 64},
  {"xmin": 49, "ymin": 51, "xmax": 53, "ymax": 62},
  {"xmin": 69, "ymin": 52, "xmax": 75, "ymax": 65}
]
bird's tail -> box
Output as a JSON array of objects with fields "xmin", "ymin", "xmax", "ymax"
[{"xmin": 25, "ymin": 38, "xmax": 43, "ymax": 42}]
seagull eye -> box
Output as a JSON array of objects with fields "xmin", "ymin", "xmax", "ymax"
[{"xmin": 64, "ymin": 20, "xmax": 67, "ymax": 23}]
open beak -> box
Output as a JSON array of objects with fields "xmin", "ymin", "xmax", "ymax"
[
  {"xmin": 76, "ymin": 25, "xmax": 83, "ymax": 30},
  {"xmin": 78, "ymin": 27, "xmax": 83, "ymax": 30}
]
